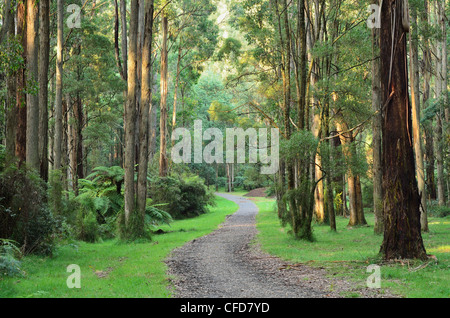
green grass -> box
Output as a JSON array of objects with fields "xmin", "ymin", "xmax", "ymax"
[
  {"xmin": 0, "ymin": 195, "xmax": 239, "ymax": 298},
  {"xmin": 252, "ymin": 196, "xmax": 450, "ymax": 298}
]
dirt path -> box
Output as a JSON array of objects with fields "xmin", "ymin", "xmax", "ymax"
[{"xmin": 165, "ymin": 193, "xmax": 391, "ymax": 298}]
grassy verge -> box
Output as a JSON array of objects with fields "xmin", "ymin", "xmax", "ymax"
[
  {"xmin": 0, "ymin": 195, "xmax": 238, "ymax": 298},
  {"xmin": 252, "ymin": 196, "xmax": 450, "ymax": 298}
]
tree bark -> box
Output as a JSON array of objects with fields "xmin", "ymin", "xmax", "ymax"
[
  {"xmin": 172, "ymin": 43, "xmax": 182, "ymax": 139},
  {"xmin": 54, "ymin": 0, "xmax": 64, "ymax": 171},
  {"xmin": 434, "ymin": 0, "xmax": 445, "ymax": 206},
  {"xmin": 137, "ymin": 0, "xmax": 154, "ymax": 229},
  {"xmin": 124, "ymin": 0, "xmax": 139, "ymax": 227},
  {"xmin": 335, "ymin": 119, "xmax": 366, "ymax": 226},
  {"xmin": 371, "ymin": 3, "xmax": 383, "ymax": 234},
  {"xmin": 409, "ymin": 7, "xmax": 428, "ymax": 231},
  {"xmin": 5, "ymin": 4, "xmax": 16, "ymax": 161},
  {"xmin": 421, "ymin": 0, "xmax": 437, "ymax": 201},
  {"xmin": 159, "ymin": 15, "xmax": 169, "ymax": 177},
  {"xmin": 38, "ymin": 0, "xmax": 50, "ymax": 181},
  {"xmin": 379, "ymin": 0, "xmax": 427, "ymax": 260},
  {"xmin": 15, "ymin": 1, "xmax": 27, "ymax": 164}
]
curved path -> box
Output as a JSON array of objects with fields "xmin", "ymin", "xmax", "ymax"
[{"xmin": 165, "ymin": 193, "xmax": 386, "ymax": 298}]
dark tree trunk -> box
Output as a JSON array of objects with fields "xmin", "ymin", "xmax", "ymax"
[
  {"xmin": 15, "ymin": 2, "xmax": 27, "ymax": 165},
  {"xmin": 39, "ymin": 0, "xmax": 50, "ymax": 182},
  {"xmin": 379, "ymin": 0, "xmax": 427, "ymax": 260}
]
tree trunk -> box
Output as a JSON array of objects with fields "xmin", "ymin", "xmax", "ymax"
[
  {"xmin": 54, "ymin": 0, "xmax": 64, "ymax": 171},
  {"xmin": 137, "ymin": 0, "xmax": 154, "ymax": 231},
  {"xmin": 159, "ymin": 15, "xmax": 169, "ymax": 177},
  {"xmin": 409, "ymin": 7, "xmax": 428, "ymax": 231},
  {"xmin": 15, "ymin": 2, "xmax": 27, "ymax": 164},
  {"xmin": 172, "ymin": 43, "xmax": 182, "ymax": 139},
  {"xmin": 25, "ymin": 0, "xmax": 39, "ymax": 171},
  {"xmin": 124, "ymin": 0, "xmax": 139, "ymax": 227},
  {"xmin": 38, "ymin": 0, "xmax": 50, "ymax": 181},
  {"xmin": 439, "ymin": 0, "xmax": 448, "ymax": 204},
  {"xmin": 434, "ymin": 0, "xmax": 445, "ymax": 206},
  {"xmin": 379, "ymin": 0, "xmax": 427, "ymax": 260},
  {"xmin": 421, "ymin": 0, "xmax": 436, "ymax": 201},
  {"xmin": 371, "ymin": 4, "xmax": 383, "ymax": 234},
  {"xmin": 335, "ymin": 119, "xmax": 366, "ymax": 226},
  {"xmin": 5, "ymin": 5, "xmax": 16, "ymax": 161}
]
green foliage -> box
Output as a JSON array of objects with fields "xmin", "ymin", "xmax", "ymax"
[
  {"xmin": 77, "ymin": 210, "xmax": 101, "ymax": 243},
  {"xmin": 0, "ymin": 239, "xmax": 23, "ymax": 277},
  {"xmin": 0, "ymin": 165, "xmax": 56, "ymax": 255},
  {"xmin": 145, "ymin": 199, "xmax": 173, "ymax": 230},
  {"xmin": 280, "ymin": 130, "xmax": 319, "ymax": 164},
  {"xmin": 148, "ymin": 173, "xmax": 215, "ymax": 219},
  {"xmin": 428, "ymin": 202, "xmax": 450, "ymax": 218},
  {"xmin": 73, "ymin": 166, "xmax": 176, "ymax": 241},
  {"xmin": 74, "ymin": 166, "xmax": 125, "ymax": 241},
  {"xmin": 0, "ymin": 35, "xmax": 24, "ymax": 75},
  {"xmin": 242, "ymin": 165, "xmax": 270, "ymax": 190}
]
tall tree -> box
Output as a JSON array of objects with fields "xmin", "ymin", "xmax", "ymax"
[
  {"xmin": 137, "ymin": 0, "xmax": 154, "ymax": 232},
  {"xmin": 371, "ymin": 0, "xmax": 383, "ymax": 234},
  {"xmin": 434, "ymin": 0, "xmax": 445, "ymax": 206},
  {"xmin": 409, "ymin": 3, "xmax": 428, "ymax": 231},
  {"xmin": 124, "ymin": 0, "xmax": 139, "ymax": 229},
  {"xmin": 54, "ymin": 0, "xmax": 64, "ymax": 171},
  {"xmin": 25, "ymin": 0, "xmax": 39, "ymax": 170},
  {"xmin": 5, "ymin": 0, "xmax": 16, "ymax": 161},
  {"xmin": 15, "ymin": 1, "xmax": 27, "ymax": 164},
  {"xmin": 379, "ymin": 0, "xmax": 427, "ymax": 260},
  {"xmin": 159, "ymin": 14, "xmax": 169, "ymax": 177},
  {"xmin": 39, "ymin": 0, "xmax": 50, "ymax": 181}
]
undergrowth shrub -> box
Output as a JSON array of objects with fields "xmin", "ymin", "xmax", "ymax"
[
  {"xmin": 148, "ymin": 173, "xmax": 215, "ymax": 219},
  {"xmin": 75, "ymin": 166, "xmax": 174, "ymax": 241},
  {"xmin": 0, "ymin": 165, "xmax": 56, "ymax": 255},
  {"xmin": 0, "ymin": 239, "xmax": 24, "ymax": 277}
]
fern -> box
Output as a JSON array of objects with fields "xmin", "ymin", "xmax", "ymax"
[
  {"xmin": 0, "ymin": 239, "xmax": 24, "ymax": 277},
  {"xmin": 145, "ymin": 198, "xmax": 172, "ymax": 229}
]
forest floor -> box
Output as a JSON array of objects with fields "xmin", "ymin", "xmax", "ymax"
[{"xmin": 166, "ymin": 193, "xmax": 395, "ymax": 298}]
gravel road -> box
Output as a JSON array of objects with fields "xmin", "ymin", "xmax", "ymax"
[{"xmin": 165, "ymin": 193, "xmax": 393, "ymax": 298}]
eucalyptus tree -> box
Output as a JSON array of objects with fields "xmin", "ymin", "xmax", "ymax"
[{"xmin": 379, "ymin": 0, "xmax": 427, "ymax": 260}]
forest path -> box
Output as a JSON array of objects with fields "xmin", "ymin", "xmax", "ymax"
[{"xmin": 165, "ymin": 193, "xmax": 387, "ymax": 298}]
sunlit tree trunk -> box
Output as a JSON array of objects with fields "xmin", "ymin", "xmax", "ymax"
[
  {"xmin": 25, "ymin": 0, "xmax": 39, "ymax": 171},
  {"xmin": 409, "ymin": 7, "xmax": 428, "ymax": 231},
  {"xmin": 137, "ymin": 0, "xmax": 154, "ymax": 231},
  {"xmin": 371, "ymin": 2, "xmax": 383, "ymax": 234},
  {"xmin": 124, "ymin": 0, "xmax": 139, "ymax": 227},
  {"xmin": 159, "ymin": 15, "xmax": 169, "ymax": 177},
  {"xmin": 335, "ymin": 119, "xmax": 366, "ymax": 227},
  {"xmin": 379, "ymin": 0, "xmax": 427, "ymax": 260},
  {"xmin": 54, "ymin": 0, "xmax": 64, "ymax": 171},
  {"xmin": 434, "ymin": 0, "xmax": 445, "ymax": 206},
  {"xmin": 172, "ymin": 43, "xmax": 182, "ymax": 138}
]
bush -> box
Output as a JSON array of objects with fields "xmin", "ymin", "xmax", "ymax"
[
  {"xmin": 77, "ymin": 210, "xmax": 101, "ymax": 243},
  {"xmin": 148, "ymin": 173, "xmax": 215, "ymax": 219},
  {"xmin": 0, "ymin": 239, "xmax": 24, "ymax": 277},
  {"xmin": 0, "ymin": 165, "xmax": 56, "ymax": 255},
  {"xmin": 75, "ymin": 166, "xmax": 175, "ymax": 240},
  {"xmin": 428, "ymin": 202, "xmax": 450, "ymax": 218}
]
